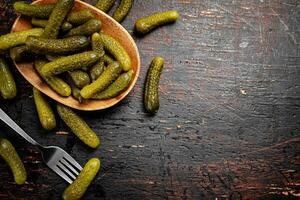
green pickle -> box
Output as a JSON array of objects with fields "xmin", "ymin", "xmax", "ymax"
[
  {"xmin": 13, "ymin": 1, "xmax": 55, "ymax": 19},
  {"xmin": 0, "ymin": 138, "xmax": 27, "ymax": 185},
  {"xmin": 67, "ymin": 10, "xmax": 95, "ymax": 25},
  {"xmin": 93, "ymin": 70, "xmax": 133, "ymax": 99},
  {"xmin": 34, "ymin": 59, "xmax": 71, "ymax": 97},
  {"xmin": 0, "ymin": 28, "xmax": 43, "ymax": 51},
  {"xmin": 112, "ymin": 0, "xmax": 134, "ymax": 22},
  {"xmin": 99, "ymin": 33, "xmax": 131, "ymax": 71},
  {"xmin": 33, "ymin": 87, "xmax": 56, "ymax": 130},
  {"xmin": 135, "ymin": 10, "xmax": 180, "ymax": 35},
  {"xmin": 144, "ymin": 56, "xmax": 164, "ymax": 114},
  {"xmin": 0, "ymin": 58, "xmax": 17, "ymax": 99},
  {"xmin": 41, "ymin": 51, "xmax": 100, "ymax": 77},
  {"xmin": 68, "ymin": 70, "xmax": 91, "ymax": 88},
  {"xmin": 103, "ymin": 54, "xmax": 115, "ymax": 65},
  {"xmin": 95, "ymin": 0, "xmax": 116, "ymax": 13},
  {"xmin": 62, "ymin": 158, "xmax": 100, "ymax": 200},
  {"xmin": 65, "ymin": 19, "xmax": 101, "ymax": 37},
  {"xmin": 90, "ymin": 33, "xmax": 105, "ymax": 81},
  {"xmin": 80, "ymin": 62, "xmax": 122, "ymax": 99},
  {"xmin": 10, "ymin": 45, "xmax": 32, "ymax": 62},
  {"xmin": 26, "ymin": 36, "xmax": 89, "ymax": 55},
  {"xmin": 57, "ymin": 104, "xmax": 100, "ymax": 148},
  {"xmin": 31, "ymin": 18, "xmax": 73, "ymax": 32},
  {"xmin": 66, "ymin": 75, "xmax": 83, "ymax": 103},
  {"xmin": 42, "ymin": 0, "xmax": 74, "ymax": 39}
]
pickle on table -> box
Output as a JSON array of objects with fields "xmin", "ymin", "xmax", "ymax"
[
  {"xmin": 95, "ymin": 0, "xmax": 116, "ymax": 13},
  {"xmin": 57, "ymin": 104, "xmax": 100, "ymax": 148},
  {"xmin": 66, "ymin": 10, "xmax": 95, "ymax": 25},
  {"xmin": 26, "ymin": 36, "xmax": 89, "ymax": 55},
  {"xmin": 62, "ymin": 158, "xmax": 100, "ymax": 200},
  {"xmin": 135, "ymin": 10, "xmax": 180, "ymax": 35},
  {"xmin": 34, "ymin": 59, "xmax": 71, "ymax": 97},
  {"xmin": 10, "ymin": 45, "xmax": 32, "ymax": 62},
  {"xmin": 0, "ymin": 58, "xmax": 17, "ymax": 99},
  {"xmin": 66, "ymin": 75, "xmax": 83, "ymax": 103},
  {"xmin": 42, "ymin": 0, "xmax": 74, "ymax": 39},
  {"xmin": 31, "ymin": 18, "xmax": 73, "ymax": 32},
  {"xmin": 144, "ymin": 56, "xmax": 164, "ymax": 114},
  {"xmin": 80, "ymin": 62, "xmax": 122, "ymax": 99},
  {"xmin": 0, "ymin": 138, "xmax": 27, "ymax": 185},
  {"xmin": 13, "ymin": 1, "xmax": 55, "ymax": 19},
  {"xmin": 33, "ymin": 87, "xmax": 56, "ymax": 130},
  {"xmin": 68, "ymin": 70, "xmax": 91, "ymax": 88},
  {"xmin": 65, "ymin": 19, "xmax": 101, "ymax": 37},
  {"xmin": 93, "ymin": 69, "xmax": 133, "ymax": 100},
  {"xmin": 90, "ymin": 33, "xmax": 105, "ymax": 81},
  {"xmin": 41, "ymin": 51, "xmax": 100, "ymax": 77},
  {"xmin": 0, "ymin": 28, "xmax": 43, "ymax": 51},
  {"xmin": 112, "ymin": 0, "xmax": 134, "ymax": 22},
  {"xmin": 99, "ymin": 33, "xmax": 131, "ymax": 71}
]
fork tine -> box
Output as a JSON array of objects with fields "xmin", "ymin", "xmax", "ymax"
[
  {"xmin": 60, "ymin": 159, "xmax": 80, "ymax": 176},
  {"xmin": 52, "ymin": 165, "xmax": 73, "ymax": 184},
  {"xmin": 63, "ymin": 154, "xmax": 83, "ymax": 171},
  {"xmin": 57, "ymin": 162, "xmax": 76, "ymax": 180}
]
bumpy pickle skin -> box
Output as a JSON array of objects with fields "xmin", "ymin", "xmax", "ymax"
[
  {"xmin": 135, "ymin": 10, "xmax": 179, "ymax": 35},
  {"xmin": 103, "ymin": 54, "xmax": 115, "ymax": 65},
  {"xmin": 0, "ymin": 28, "xmax": 43, "ymax": 51},
  {"xmin": 13, "ymin": 1, "xmax": 55, "ymax": 18},
  {"xmin": 144, "ymin": 56, "xmax": 164, "ymax": 114},
  {"xmin": 0, "ymin": 58, "xmax": 17, "ymax": 99},
  {"xmin": 41, "ymin": 51, "xmax": 100, "ymax": 77},
  {"xmin": 42, "ymin": 0, "xmax": 74, "ymax": 39},
  {"xmin": 80, "ymin": 62, "xmax": 122, "ymax": 99},
  {"xmin": 26, "ymin": 36, "xmax": 89, "ymax": 55},
  {"xmin": 66, "ymin": 10, "xmax": 95, "ymax": 25},
  {"xmin": 0, "ymin": 138, "xmax": 27, "ymax": 185},
  {"xmin": 93, "ymin": 69, "xmax": 133, "ymax": 100},
  {"xmin": 34, "ymin": 59, "xmax": 71, "ymax": 97},
  {"xmin": 68, "ymin": 70, "xmax": 91, "ymax": 88},
  {"xmin": 65, "ymin": 19, "xmax": 102, "ymax": 37},
  {"xmin": 95, "ymin": 0, "xmax": 116, "ymax": 13},
  {"xmin": 66, "ymin": 75, "xmax": 83, "ymax": 103},
  {"xmin": 112, "ymin": 0, "xmax": 134, "ymax": 22},
  {"xmin": 57, "ymin": 104, "xmax": 100, "ymax": 148},
  {"xmin": 62, "ymin": 158, "xmax": 101, "ymax": 200},
  {"xmin": 99, "ymin": 33, "xmax": 131, "ymax": 71},
  {"xmin": 31, "ymin": 18, "xmax": 73, "ymax": 32},
  {"xmin": 33, "ymin": 87, "xmax": 56, "ymax": 130},
  {"xmin": 90, "ymin": 33, "xmax": 105, "ymax": 81}
]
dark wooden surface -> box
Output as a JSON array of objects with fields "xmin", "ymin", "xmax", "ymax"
[{"xmin": 0, "ymin": 0, "xmax": 300, "ymax": 199}]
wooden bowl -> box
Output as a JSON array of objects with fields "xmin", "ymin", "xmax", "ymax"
[{"xmin": 11, "ymin": 0, "xmax": 140, "ymax": 111}]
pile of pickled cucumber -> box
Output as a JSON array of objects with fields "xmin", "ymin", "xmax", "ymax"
[{"xmin": 0, "ymin": 0, "xmax": 179, "ymax": 199}]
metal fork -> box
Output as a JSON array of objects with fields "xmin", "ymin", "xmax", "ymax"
[{"xmin": 0, "ymin": 108, "xmax": 82, "ymax": 184}]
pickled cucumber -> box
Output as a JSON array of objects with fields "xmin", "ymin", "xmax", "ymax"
[
  {"xmin": 42, "ymin": 0, "xmax": 74, "ymax": 39},
  {"xmin": 99, "ymin": 33, "xmax": 131, "ymax": 71},
  {"xmin": 34, "ymin": 59, "xmax": 71, "ymax": 97},
  {"xmin": 62, "ymin": 158, "xmax": 100, "ymax": 200},
  {"xmin": 31, "ymin": 18, "xmax": 73, "ymax": 32},
  {"xmin": 0, "ymin": 138, "xmax": 27, "ymax": 185},
  {"xmin": 68, "ymin": 70, "xmax": 90, "ymax": 88},
  {"xmin": 41, "ymin": 51, "xmax": 100, "ymax": 77},
  {"xmin": 80, "ymin": 62, "xmax": 122, "ymax": 99},
  {"xmin": 103, "ymin": 54, "xmax": 115, "ymax": 65},
  {"xmin": 33, "ymin": 87, "xmax": 56, "ymax": 130},
  {"xmin": 93, "ymin": 69, "xmax": 133, "ymax": 99},
  {"xmin": 67, "ymin": 10, "xmax": 95, "ymax": 25},
  {"xmin": 90, "ymin": 33, "xmax": 105, "ymax": 81},
  {"xmin": 135, "ymin": 10, "xmax": 180, "ymax": 34},
  {"xmin": 13, "ymin": 1, "xmax": 55, "ymax": 19},
  {"xmin": 57, "ymin": 104, "xmax": 100, "ymax": 148},
  {"xmin": 65, "ymin": 19, "xmax": 101, "ymax": 37},
  {"xmin": 0, "ymin": 58, "xmax": 17, "ymax": 99},
  {"xmin": 95, "ymin": 0, "xmax": 116, "ymax": 13},
  {"xmin": 26, "ymin": 36, "xmax": 89, "ymax": 55},
  {"xmin": 144, "ymin": 56, "xmax": 164, "ymax": 114},
  {"xmin": 0, "ymin": 28, "xmax": 43, "ymax": 51},
  {"xmin": 112, "ymin": 0, "xmax": 134, "ymax": 22},
  {"xmin": 10, "ymin": 45, "xmax": 32, "ymax": 62},
  {"xmin": 66, "ymin": 75, "xmax": 83, "ymax": 103}
]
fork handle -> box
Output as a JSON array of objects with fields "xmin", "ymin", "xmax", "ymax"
[{"xmin": 0, "ymin": 108, "xmax": 39, "ymax": 146}]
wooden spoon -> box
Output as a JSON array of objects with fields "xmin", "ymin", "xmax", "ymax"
[{"xmin": 11, "ymin": 0, "xmax": 140, "ymax": 111}]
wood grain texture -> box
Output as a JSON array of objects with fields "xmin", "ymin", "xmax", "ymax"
[{"xmin": 0, "ymin": 0, "xmax": 300, "ymax": 199}]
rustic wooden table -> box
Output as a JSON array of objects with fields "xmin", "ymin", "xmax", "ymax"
[{"xmin": 0, "ymin": 0, "xmax": 299, "ymax": 199}]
